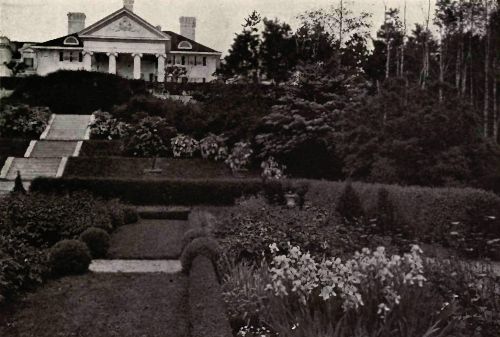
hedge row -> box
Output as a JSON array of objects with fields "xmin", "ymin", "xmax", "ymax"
[
  {"xmin": 78, "ymin": 140, "xmax": 124, "ymax": 157},
  {"xmin": 63, "ymin": 156, "xmax": 235, "ymax": 179},
  {"xmin": 30, "ymin": 177, "xmax": 281, "ymax": 205},
  {"xmin": 188, "ymin": 255, "xmax": 232, "ymax": 337},
  {"xmin": 303, "ymin": 180, "xmax": 500, "ymax": 240}
]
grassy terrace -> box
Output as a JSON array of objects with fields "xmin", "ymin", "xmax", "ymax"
[{"xmin": 0, "ymin": 273, "xmax": 189, "ymax": 337}]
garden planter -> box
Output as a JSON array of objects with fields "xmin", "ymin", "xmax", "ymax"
[{"xmin": 285, "ymin": 193, "xmax": 299, "ymax": 208}]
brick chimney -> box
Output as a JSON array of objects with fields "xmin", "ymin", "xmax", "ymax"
[
  {"xmin": 124, "ymin": 0, "xmax": 134, "ymax": 12},
  {"xmin": 67, "ymin": 13, "xmax": 86, "ymax": 34},
  {"xmin": 179, "ymin": 17, "xmax": 196, "ymax": 41}
]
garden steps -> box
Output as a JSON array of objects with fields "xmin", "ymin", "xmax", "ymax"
[
  {"xmin": 1, "ymin": 157, "xmax": 63, "ymax": 180},
  {"xmin": 28, "ymin": 140, "xmax": 79, "ymax": 158},
  {"xmin": 0, "ymin": 180, "xmax": 31, "ymax": 195},
  {"xmin": 44, "ymin": 114, "xmax": 92, "ymax": 141},
  {"xmin": 89, "ymin": 259, "xmax": 182, "ymax": 273}
]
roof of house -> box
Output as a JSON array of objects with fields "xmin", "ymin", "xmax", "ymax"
[
  {"xmin": 163, "ymin": 30, "xmax": 220, "ymax": 54},
  {"xmin": 34, "ymin": 33, "xmax": 83, "ymax": 48}
]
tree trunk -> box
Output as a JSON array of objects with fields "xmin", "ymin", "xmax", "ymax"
[
  {"xmin": 421, "ymin": 0, "xmax": 431, "ymax": 89},
  {"xmin": 494, "ymin": 56, "xmax": 498, "ymax": 142},
  {"xmin": 386, "ymin": 40, "xmax": 391, "ymax": 79},
  {"xmin": 484, "ymin": 0, "xmax": 490, "ymax": 138},
  {"xmin": 439, "ymin": 29, "xmax": 445, "ymax": 102},
  {"xmin": 401, "ymin": 0, "xmax": 406, "ymax": 77}
]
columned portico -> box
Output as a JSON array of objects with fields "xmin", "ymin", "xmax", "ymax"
[
  {"xmin": 132, "ymin": 53, "xmax": 142, "ymax": 79},
  {"xmin": 106, "ymin": 52, "xmax": 118, "ymax": 74},
  {"xmin": 82, "ymin": 51, "xmax": 93, "ymax": 71},
  {"xmin": 156, "ymin": 53, "xmax": 166, "ymax": 82}
]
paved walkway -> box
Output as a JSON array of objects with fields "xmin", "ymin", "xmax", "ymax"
[{"xmin": 89, "ymin": 259, "xmax": 181, "ymax": 273}]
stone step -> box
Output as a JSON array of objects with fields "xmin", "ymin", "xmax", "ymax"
[
  {"xmin": 45, "ymin": 115, "xmax": 92, "ymax": 140},
  {"xmin": 3, "ymin": 158, "xmax": 62, "ymax": 180},
  {"xmin": 89, "ymin": 260, "xmax": 182, "ymax": 273},
  {"xmin": 29, "ymin": 141, "xmax": 78, "ymax": 157}
]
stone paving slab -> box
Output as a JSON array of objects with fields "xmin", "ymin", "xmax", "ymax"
[{"xmin": 89, "ymin": 259, "xmax": 181, "ymax": 273}]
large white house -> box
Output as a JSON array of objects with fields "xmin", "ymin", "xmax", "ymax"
[{"xmin": 2, "ymin": 0, "xmax": 222, "ymax": 83}]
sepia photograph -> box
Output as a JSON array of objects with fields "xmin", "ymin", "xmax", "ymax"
[{"xmin": 0, "ymin": 0, "xmax": 499, "ymax": 336}]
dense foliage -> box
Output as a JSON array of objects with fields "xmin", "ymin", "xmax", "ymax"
[
  {"xmin": 0, "ymin": 104, "xmax": 51, "ymax": 138},
  {"xmin": 0, "ymin": 192, "xmax": 134, "ymax": 302}
]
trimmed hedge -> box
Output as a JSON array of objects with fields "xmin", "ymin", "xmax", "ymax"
[
  {"xmin": 181, "ymin": 237, "xmax": 220, "ymax": 273},
  {"xmin": 303, "ymin": 180, "xmax": 500, "ymax": 241},
  {"xmin": 49, "ymin": 240, "xmax": 91, "ymax": 276},
  {"xmin": 188, "ymin": 256, "xmax": 232, "ymax": 337},
  {"xmin": 78, "ymin": 140, "xmax": 124, "ymax": 157},
  {"xmin": 63, "ymin": 157, "xmax": 238, "ymax": 179},
  {"xmin": 30, "ymin": 177, "xmax": 282, "ymax": 205}
]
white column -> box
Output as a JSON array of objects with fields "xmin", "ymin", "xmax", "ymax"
[
  {"xmin": 132, "ymin": 53, "xmax": 142, "ymax": 80},
  {"xmin": 106, "ymin": 52, "xmax": 118, "ymax": 74},
  {"xmin": 156, "ymin": 54, "xmax": 166, "ymax": 83},
  {"xmin": 83, "ymin": 51, "xmax": 93, "ymax": 71}
]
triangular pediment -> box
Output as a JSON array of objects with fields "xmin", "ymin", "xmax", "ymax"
[{"xmin": 79, "ymin": 8, "xmax": 168, "ymax": 40}]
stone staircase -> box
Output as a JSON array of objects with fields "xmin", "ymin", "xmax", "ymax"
[{"xmin": 0, "ymin": 114, "xmax": 92, "ymax": 195}]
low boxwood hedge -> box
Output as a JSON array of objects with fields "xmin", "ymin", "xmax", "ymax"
[
  {"xmin": 78, "ymin": 140, "xmax": 124, "ymax": 157},
  {"xmin": 30, "ymin": 177, "xmax": 282, "ymax": 205},
  {"xmin": 0, "ymin": 138, "xmax": 30, "ymax": 166},
  {"xmin": 188, "ymin": 255, "xmax": 232, "ymax": 337}
]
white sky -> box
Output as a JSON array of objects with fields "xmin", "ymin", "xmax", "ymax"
[{"xmin": 0, "ymin": 0, "xmax": 436, "ymax": 54}]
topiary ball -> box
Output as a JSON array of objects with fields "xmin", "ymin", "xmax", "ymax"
[
  {"xmin": 180, "ymin": 237, "xmax": 220, "ymax": 273},
  {"xmin": 49, "ymin": 240, "xmax": 91, "ymax": 276},
  {"xmin": 123, "ymin": 207, "xmax": 139, "ymax": 224},
  {"xmin": 181, "ymin": 227, "xmax": 209, "ymax": 250},
  {"xmin": 79, "ymin": 227, "xmax": 110, "ymax": 258}
]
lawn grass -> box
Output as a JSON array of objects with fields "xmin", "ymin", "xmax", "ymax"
[
  {"xmin": 108, "ymin": 219, "xmax": 187, "ymax": 259},
  {"xmin": 0, "ymin": 273, "xmax": 189, "ymax": 337},
  {"xmin": 64, "ymin": 157, "xmax": 258, "ymax": 179}
]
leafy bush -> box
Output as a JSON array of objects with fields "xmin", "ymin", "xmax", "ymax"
[
  {"xmin": 199, "ymin": 134, "xmax": 228, "ymax": 161},
  {"xmin": 226, "ymin": 141, "xmax": 253, "ymax": 173},
  {"xmin": 335, "ymin": 182, "xmax": 365, "ymax": 223},
  {"xmin": 180, "ymin": 237, "xmax": 221, "ymax": 273},
  {"xmin": 171, "ymin": 134, "xmax": 199, "ymax": 158},
  {"xmin": 89, "ymin": 111, "xmax": 130, "ymax": 140},
  {"xmin": 0, "ymin": 104, "xmax": 51, "ymax": 138},
  {"xmin": 31, "ymin": 177, "xmax": 282, "ymax": 206},
  {"xmin": 189, "ymin": 255, "xmax": 233, "ymax": 337},
  {"xmin": 261, "ymin": 157, "xmax": 286, "ymax": 181},
  {"xmin": 49, "ymin": 240, "xmax": 91, "ymax": 276},
  {"xmin": 123, "ymin": 116, "xmax": 177, "ymax": 157},
  {"xmin": 79, "ymin": 227, "xmax": 110, "ymax": 258}
]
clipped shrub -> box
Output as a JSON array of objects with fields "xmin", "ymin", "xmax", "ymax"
[
  {"xmin": 49, "ymin": 240, "xmax": 91, "ymax": 276},
  {"xmin": 79, "ymin": 227, "xmax": 110, "ymax": 258},
  {"xmin": 182, "ymin": 228, "xmax": 209, "ymax": 250},
  {"xmin": 12, "ymin": 171, "xmax": 26, "ymax": 194},
  {"xmin": 336, "ymin": 182, "xmax": 365, "ymax": 222},
  {"xmin": 171, "ymin": 134, "xmax": 199, "ymax": 158},
  {"xmin": 180, "ymin": 237, "xmax": 220, "ymax": 273},
  {"xmin": 30, "ymin": 177, "xmax": 282, "ymax": 206},
  {"xmin": 376, "ymin": 187, "xmax": 396, "ymax": 233},
  {"xmin": 123, "ymin": 207, "xmax": 139, "ymax": 224}
]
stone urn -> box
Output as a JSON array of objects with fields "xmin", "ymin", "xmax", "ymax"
[{"xmin": 284, "ymin": 192, "xmax": 299, "ymax": 208}]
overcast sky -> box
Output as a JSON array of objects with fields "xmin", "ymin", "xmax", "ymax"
[{"xmin": 0, "ymin": 0, "xmax": 436, "ymax": 54}]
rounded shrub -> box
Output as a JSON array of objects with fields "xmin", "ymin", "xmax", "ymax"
[
  {"xmin": 49, "ymin": 240, "xmax": 91, "ymax": 276},
  {"xmin": 181, "ymin": 227, "xmax": 209, "ymax": 250},
  {"xmin": 180, "ymin": 237, "xmax": 220, "ymax": 273},
  {"xmin": 123, "ymin": 207, "xmax": 139, "ymax": 224},
  {"xmin": 79, "ymin": 227, "xmax": 110, "ymax": 258}
]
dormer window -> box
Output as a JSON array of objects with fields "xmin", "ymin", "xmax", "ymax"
[
  {"xmin": 178, "ymin": 41, "xmax": 192, "ymax": 50},
  {"xmin": 63, "ymin": 36, "xmax": 79, "ymax": 45}
]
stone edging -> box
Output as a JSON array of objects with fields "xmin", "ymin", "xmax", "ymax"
[
  {"xmin": 73, "ymin": 141, "xmax": 83, "ymax": 157},
  {"xmin": 84, "ymin": 114, "xmax": 95, "ymax": 140},
  {"xmin": 0, "ymin": 157, "xmax": 14, "ymax": 179},
  {"xmin": 24, "ymin": 140, "xmax": 37, "ymax": 158},
  {"xmin": 56, "ymin": 157, "xmax": 68, "ymax": 178},
  {"xmin": 39, "ymin": 114, "xmax": 56, "ymax": 140}
]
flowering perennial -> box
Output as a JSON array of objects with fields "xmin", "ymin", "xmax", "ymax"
[
  {"xmin": 171, "ymin": 134, "xmax": 199, "ymax": 157},
  {"xmin": 225, "ymin": 141, "xmax": 253, "ymax": 172},
  {"xmin": 90, "ymin": 111, "xmax": 130, "ymax": 140},
  {"xmin": 266, "ymin": 243, "xmax": 426, "ymax": 315},
  {"xmin": 261, "ymin": 157, "xmax": 286, "ymax": 180},
  {"xmin": 199, "ymin": 134, "xmax": 228, "ymax": 161}
]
